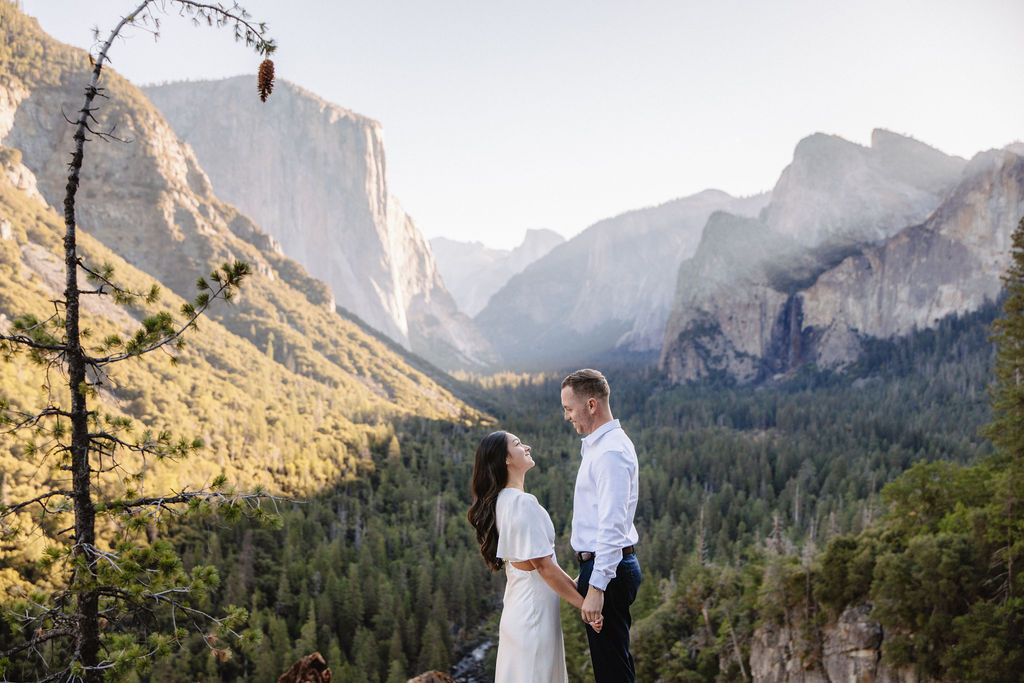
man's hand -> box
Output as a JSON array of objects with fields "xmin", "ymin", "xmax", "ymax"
[{"xmin": 581, "ymin": 587, "xmax": 604, "ymax": 625}]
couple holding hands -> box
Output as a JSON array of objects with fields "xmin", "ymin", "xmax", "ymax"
[{"xmin": 468, "ymin": 369, "xmax": 642, "ymax": 682}]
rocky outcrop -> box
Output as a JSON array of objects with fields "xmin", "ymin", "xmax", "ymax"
[
  {"xmin": 476, "ymin": 189, "xmax": 769, "ymax": 368},
  {"xmin": 0, "ymin": 52, "xmax": 277, "ymax": 303},
  {"xmin": 143, "ymin": 78, "xmax": 495, "ymax": 370},
  {"xmin": 278, "ymin": 652, "xmax": 332, "ymax": 682},
  {"xmin": 0, "ymin": 4, "xmax": 475, "ymax": 426},
  {"xmin": 661, "ymin": 132, "xmax": 1021, "ymax": 384},
  {"xmin": 799, "ymin": 149, "xmax": 1022, "ymax": 342},
  {"xmin": 431, "ymin": 228, "xmax": 564, "ymax": 316},
  {"xmin": 761, "ymin": 129, "xmax": 965, "ymax": 246},
  {"xmin": 750, "ymin": 605, "xmax": 927, "ymax": 683},
  {"xmin": 407, "ymin": 672, "xmax": 456, "ymax": 683}
]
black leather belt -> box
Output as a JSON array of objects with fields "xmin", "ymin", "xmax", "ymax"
[{"xmin": 575, "ymin": 546, "xmax": 635, "ymax": 563}]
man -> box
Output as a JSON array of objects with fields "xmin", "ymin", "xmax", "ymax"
[{"xmin": 561, "ymin": 368, "xmax": 642, "ymax": 682}]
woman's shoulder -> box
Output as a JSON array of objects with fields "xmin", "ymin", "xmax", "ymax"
[{"xmin": 497, "ymin": 488, "xmax": 544, "ymax": 511}]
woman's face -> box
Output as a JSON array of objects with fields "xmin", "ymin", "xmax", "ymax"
[{"xmin": 505, "ymin": 433, "xmax": 534, "ymax": 474}]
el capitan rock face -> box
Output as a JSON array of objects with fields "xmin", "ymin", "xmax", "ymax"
[
  {"xmin": 144, "ymin": 77, "xmax": 495, "ymax": 371},
  {"xmin": 661, "ymin": 131, "xmax": 1022, "ymax": 384}
]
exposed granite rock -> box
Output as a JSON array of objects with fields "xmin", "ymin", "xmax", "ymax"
[
  {"xmin": 278, "ymin": 652, "xmax": 331, "ymax": 682},
  {"xmin": 749, "ymin": 617, "xmax": 826, "ymax": 683},
  {"xmin": 749, "ymin": 605, "xmax": 929, "ymax": 683},
  {"xmin": 761, "ymin": 129, "xmax": 965, "ymax": 247},
  {"xmin": 661, "ymin": 132, "xmax": 1022, "ymax": 384},
  {"xmin": 143, "ymin": 78, "xmax": 495, "ymax": 370},
  {"xmin": 821, "ymin": 605, "xmax": 883, "ymax": 682},
  {"xmin": 0, "ymin": 66, "xmax": 280, "ymax": 301},
  {"xmin": 0, "ymin": 145, "xmax": 43, "ymax": 203},
  {"xmin": 0, "ymin": 75, "xmax": 28, "ymax": 140},
  {"xmin": 407, "ymin": 672, "xmax": 456, "ymax": 683},
  {"xmin": 800, "ymin": 149, "xmax": 1023, "ymax": 344}
]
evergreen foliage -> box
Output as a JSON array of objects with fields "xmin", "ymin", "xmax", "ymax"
[
  {"xmin": 0, "ymin": 2, "xmax": 284, "ymax": 680},
  {"xmin": 0, "ymin": 2, "xmax": 1018, "ymax": 679},
  {"xmin": 117, "ymin": 295, "xmax": 996, "ymax": 681}
]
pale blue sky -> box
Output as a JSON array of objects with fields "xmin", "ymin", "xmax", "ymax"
[{"xmin": 20, "ymin": 0, "xmax": 1024, "ymax": 249}]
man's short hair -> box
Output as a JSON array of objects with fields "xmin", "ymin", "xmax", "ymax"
[{"xmin": 561, "ymin": 368, "xmax": 610, "ymax": 401}]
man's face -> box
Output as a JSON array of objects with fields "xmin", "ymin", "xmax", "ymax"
[{"xmin": 561, "ymin": 385, "xmax": 593, "ymax": 435}]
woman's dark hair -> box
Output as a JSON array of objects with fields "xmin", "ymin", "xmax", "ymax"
[{"xmin": 467, "ymin": 431, "xmax": 509, "ymax": 572}]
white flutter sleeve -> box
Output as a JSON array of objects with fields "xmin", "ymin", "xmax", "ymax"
[{"xmin": 495, "ymin": 490, "xmax": 556, "ymax": 562}]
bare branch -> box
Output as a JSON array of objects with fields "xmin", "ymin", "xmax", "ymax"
[
  {"xmin": 0, "ymin": 332, "xmax": 66, "ymax": 353},
  {"xmin": 0, "ymin": 627, "xmax": 78, "ymax": 659},
  {"xmin": 0, "ymin": 405, "xmax": 73, "ymax": 435},
  {"xmin": 106, "ymin": 487, "xmax": 293, "ymax": 516},
  {"xmin": 1, "ymin": 489, "xmax": 76, "ymax": 517},
  {"xmin": 173, "ymin": 1, "xmax": 275, "ymax": 55}
]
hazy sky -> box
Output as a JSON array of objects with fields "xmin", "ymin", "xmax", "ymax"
[{"xmin": 20, "ymin": 0, "xmax": 1024, "ymax": 249}]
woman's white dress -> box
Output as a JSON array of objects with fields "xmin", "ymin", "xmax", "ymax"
[{"xmin": 494, "ymin": 487, "xmax": 568, "ymax": 683}]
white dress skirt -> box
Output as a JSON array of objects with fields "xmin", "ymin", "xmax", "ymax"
[{"xmin": 494, "ymin": 487, "xmax": 568, "ymax": 683}]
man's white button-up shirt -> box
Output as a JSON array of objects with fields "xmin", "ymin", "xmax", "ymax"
[{"xmin": 570, "ymin": 418, "xmax": 639, "ymax": 591}]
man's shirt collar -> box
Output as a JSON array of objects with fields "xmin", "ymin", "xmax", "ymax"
[{"xmin": 581, "ymin": 419, "xmax": 621, "ymax": 451}]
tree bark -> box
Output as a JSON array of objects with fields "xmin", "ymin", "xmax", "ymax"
[{"xmin": 62, "ymin": 4, "xmax": 153, "ymax": 678}]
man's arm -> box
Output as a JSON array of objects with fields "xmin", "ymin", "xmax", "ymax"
[{"xmin": 589, "ymin": 449, "xmax": 634, "ymax": 590}]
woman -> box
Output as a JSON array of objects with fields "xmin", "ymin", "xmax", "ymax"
[{"xmin": 467, "ymin": 431, "xmax": 601, "ymax": 682}]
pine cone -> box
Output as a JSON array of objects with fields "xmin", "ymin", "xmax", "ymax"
[{"xmin": 258, "ymin": 58, "xmax": 275, "ymax": 102}]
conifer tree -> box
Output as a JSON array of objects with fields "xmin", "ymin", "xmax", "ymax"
[
  {"xmin": 986, "ymin": 216, "xmax": 1024, "ymax": 467},
  {"xmin": 0, "ymin": 2, "xmax": 279, "ymax": 680},
  {"xmin": 984, "ymin": 214, "xmax": 1024, "ymax": 605}
]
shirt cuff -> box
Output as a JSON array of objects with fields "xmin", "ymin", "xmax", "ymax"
[{"xmin": 589, "ymin": 548, "xmax": 623, "ymax": 591}]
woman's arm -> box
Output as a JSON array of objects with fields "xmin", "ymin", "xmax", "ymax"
[
  {"xmin": 527, "ymin": 555, "xmax": 604, "ymax": 631},
  {"xmin": 528, "ymin": 555, "xmax": 583, "ymax": 608}
]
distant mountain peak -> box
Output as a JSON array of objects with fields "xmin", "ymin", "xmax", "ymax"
[
  {"xmin": 660, "ymin": 132, "xmax": 1022, "ymax": 384},
  {"xmin": 430, "ymin": 229, "xmax": 565, "ymax": 318},
  {"xmin": 763, "ymin": 130, "xmax": 965, "ymax": 246}
]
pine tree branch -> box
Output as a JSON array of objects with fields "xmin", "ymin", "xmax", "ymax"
[
  {"xmin": 1, "ymin": 489, "xmax": 76, "ymax": 517},
  {"xmin": 173, "ymin": 1, "xmax": 275, "ymax": 55},
  {"xmin": 77, "ymin": 260, "xmax": 151, "ymax": 300},
  {"xmin": 106, "ymin": 488, "xmax": 290, "ymax": 515},
  {"xmin": 1, "ymin": 405, "xmax": 73, "ymax": 434},
  {"xmin": 0, "ymin": 627, "xmax": 77, "ymax": 659},
  {"xmin": 0, "ymin": 331, "xmax": 66, "ymax": 352},
  {"xmin": 87, "ymin": 269, "xmax": 246, "ymax": 366}
]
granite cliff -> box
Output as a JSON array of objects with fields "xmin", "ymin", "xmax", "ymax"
[
  {"xmin": 143, "ymin": 78, "xmax": 495, "ymax": 371},
  {"xmin": 661, "ymin": 132, "xmax": 1021, "ymax": 383},
  {"xmin": 430, "ymin": 228, "xmax": 564, "ymax": 317},
  {"xmin": 475, "ymin": 189, "xmax": 770, "ymax": 368},
  {"xmin": 749, "ymin": 605, "xmax": 927, "ymax": 683},
  {"xmin": 0, "ymin": 4, "xmax": 474, "ymax": 426}
]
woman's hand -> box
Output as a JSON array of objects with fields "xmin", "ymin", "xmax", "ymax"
[{"xmin": 587, "ymin": 614, "xmax": 604, "ymax": 633}]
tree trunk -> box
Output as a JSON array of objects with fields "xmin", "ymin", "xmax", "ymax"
[{"xmin": 64, "ymin": 64, "xmax": 101, "ymax": 683}]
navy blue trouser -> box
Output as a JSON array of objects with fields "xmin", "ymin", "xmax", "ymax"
[{"xmin": 576, "ymin": 553, "xmax": 642, "ymax": 683}]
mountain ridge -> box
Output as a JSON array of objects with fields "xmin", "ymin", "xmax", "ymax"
[
  {"xmin": 430, "ymin": 228, "xmax": 564, "ymax": 317},
  {"xmin": 475, "ymin": 188, "xmax": 770, "ymax": 368},
  {"xmin": 661, "ymin": 132, "xmax": 1022, "ymax": 383},
  {"xmin": 143, "ymin": 76, "xmax": 496, "ymax": 371}
]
